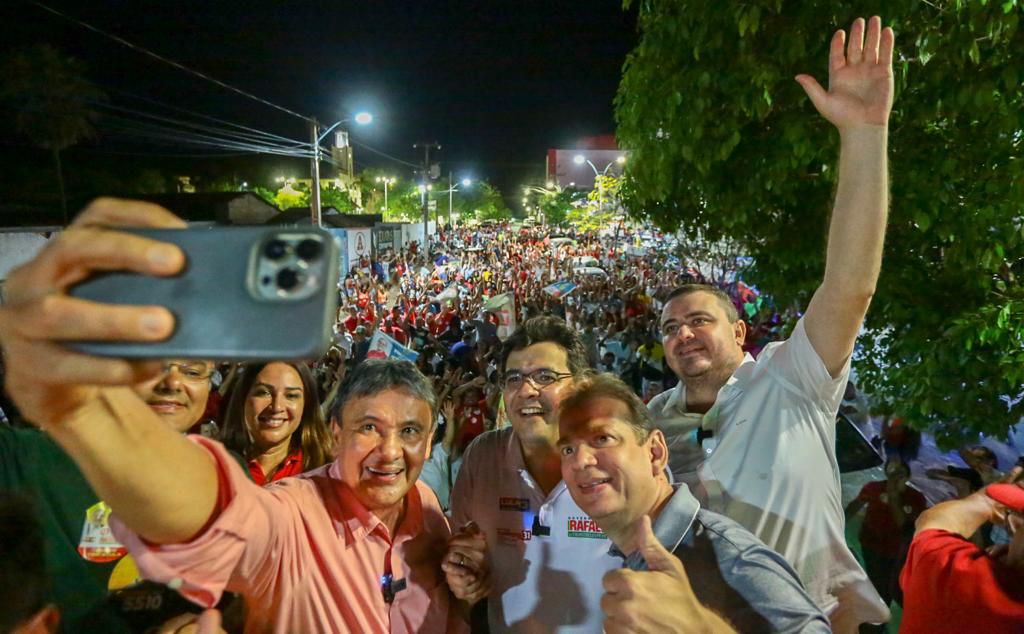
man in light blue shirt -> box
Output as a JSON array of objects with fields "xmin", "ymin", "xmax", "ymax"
[{"xmin": 557, "ymin": 374, "xmax": 830, "ymax": 633}]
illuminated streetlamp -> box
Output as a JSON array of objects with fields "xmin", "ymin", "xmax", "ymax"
[
  {"xmin": 310, "ymin": 111, "xmax": 373, "ymax": 225},
  {"xmin": 438, "ymin": 173, "xmax": 472, "ymax": 228},
  {"xmin": 522, "ymin": 183, "xmax": 560, "ymax": 227},
  {"xmin": 376, "ymin": 176, "xmax": 396, "ymax": 213},
  {"xmin": 573, "ymin": 153, "xmax": 626, "ymax": 216}
]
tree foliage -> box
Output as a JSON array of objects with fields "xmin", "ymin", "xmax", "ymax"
[
  {"xmin": 274, "ymin": 182, "xmax": 307, "ymax": 210},
  {"xmin": 253, "ymin": 186, "xmax": 278, "ymax": 209},
  {"xmin": 0, "ymin": 44, "xmax": 107, "ymax": 221},
  {"xmin": 536, "ymin": 186, "xmax": 587, "ymax": 227},
  {"xmin": 615, "ymin": 1, "xmax": 1024, "ymax": 446},
  {"xmin": 320, "ymin": 184, "xmax": 357, "ymax": 213},
  {"xmin": 571, "ymin": 175, "xmax": 622, "ymax": 231},
  {"xmin": 460, "ymin": 181, "xmax": 512, "ymax": 222}
]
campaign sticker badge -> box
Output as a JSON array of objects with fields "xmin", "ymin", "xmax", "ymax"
[
  {"xmin": 499, "ymin": 497, "xmax": 530, "ymax": 512},
  {"xmin": 497, "ymin": 527, "xmax": 532, "ymax": 545},
  {"xmin": 567, "ymin": 516, "xmax": 606, "ymax": 540},
  {"xmin": 108, "ymin": 554, "xmax": 144, "ymax": 590},
  {"xmin": 78, "ymin": 501, "xmax": 128, "ymax": 563}
]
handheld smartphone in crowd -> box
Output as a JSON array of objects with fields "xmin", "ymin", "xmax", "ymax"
[{"xmin": 68, "ymin": 226, "xmax": 339, "ymax": 361}]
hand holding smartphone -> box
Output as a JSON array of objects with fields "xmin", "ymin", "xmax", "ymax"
[{"xmin": 67, "ymin": 226, "xmax": 339, "ymax": 361}]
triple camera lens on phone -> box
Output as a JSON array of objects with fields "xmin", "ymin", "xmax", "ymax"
[{"xmin": 254, "ymin": 233, "xmax": 329, "ymax": 301}]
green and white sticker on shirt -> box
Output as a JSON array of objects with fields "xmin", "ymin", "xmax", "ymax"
[
  {"xmin": 567, "ymin": 516, "xmax": 606, "ymax": 539},
  {"xmin": 78, "ymin": 501, "xmax": 128, "ymax": 563}
]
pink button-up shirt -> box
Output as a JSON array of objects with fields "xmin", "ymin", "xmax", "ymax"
[{"xmin": 112, "ymin": 436, "xmax": 463, "ymax": 633}]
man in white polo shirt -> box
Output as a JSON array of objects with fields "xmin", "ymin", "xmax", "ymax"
[
  {"xmin": 446, "ymin": 316, "xmax": 620, "ymax": 632},
  {"xmin": 647, "ymin": 15, "xmax": 896, "ymax": 633}
]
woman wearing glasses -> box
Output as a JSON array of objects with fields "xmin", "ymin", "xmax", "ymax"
[{"xmin": 220, "ymin": 362, "xmax": 333, "ymax": 486}]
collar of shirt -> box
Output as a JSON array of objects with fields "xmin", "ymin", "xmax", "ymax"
[
  {"xmin": 327, "ymin": 460, "xmax": 425, "ymax": 548},
  {"xmin": 664, "ymin": 353, "xmax": 756, "ymax": 425},
  {"xmin": 248, "ymin": 448, "xmax": 304, "ymax": 486},
  {"xmin": 502, "ymin": 426, "xmax": 572, "ymax": 520},
  {"xmin": 609, "ymin": 485, "xmax": 701, "ymax": 568}
]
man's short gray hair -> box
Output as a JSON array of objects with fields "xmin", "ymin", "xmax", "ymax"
[{"xmin": 328, "ymin": 359, "xmax": 437, "ymax": 423}]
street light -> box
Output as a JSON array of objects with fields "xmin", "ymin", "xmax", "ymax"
[
  {"xmin": 573, "ymin": 153, "xmax": 626, "ymax": 217},
  {"xmin": 437, "ymin": 172, "xmax": 472, "ymax": 228},
  {"xmin": 375, "ymin": 176, "xmax": 396, "ymax": 214},
  {"xmin": 573, "ymin": 153, "xmax": 626, "ymax": 176},
  {"xmin": 309, "ymin": 112, "xmax": 373, "ymax": 225},
  {"xmin": 522, "ymin": 183, "xmax": 561, "ymax": 227}
]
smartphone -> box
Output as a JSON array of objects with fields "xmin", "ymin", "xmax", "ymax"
[{"xmin": 67, "ymin": 226, "xmax": 339, "ymax": 361}]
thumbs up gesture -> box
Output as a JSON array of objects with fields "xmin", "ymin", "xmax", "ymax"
[{"xmin": 600, "ymin": 516, "xmax": 736, "ymax": 634}]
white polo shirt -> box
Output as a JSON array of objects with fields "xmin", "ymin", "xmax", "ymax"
[
  {"xmin": 451, "ymin": 426, "xmax": 620, "ymax": 633},
  {"xmin": 648, "ymin": 318, "xmax": 888, "ymax": 632}
]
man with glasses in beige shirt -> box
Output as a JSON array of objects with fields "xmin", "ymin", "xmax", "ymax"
[{"xmin": 445, "ymin": 316, "xmax": 621, "ymax": 632}]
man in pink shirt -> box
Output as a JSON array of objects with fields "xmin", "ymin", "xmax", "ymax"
[{"xmin": 0, "ymin": 204, "xmax": 465, "ymax": 632}]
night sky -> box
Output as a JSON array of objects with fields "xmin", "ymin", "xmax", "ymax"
[{"xmin": 4, "ymin": 0, "xmax": 638, "ymax": 199}]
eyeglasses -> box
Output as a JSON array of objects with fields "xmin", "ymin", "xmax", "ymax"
[
  {"xmin": 160, "ymin": 362, "xmax": 213, "ymax": 383},
  {"xmin": 502, "ymin": 369, "xmax": 573, "ymax": 391}
]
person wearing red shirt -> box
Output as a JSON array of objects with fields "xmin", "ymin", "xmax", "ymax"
[
  {"xmin": 382, "ymin": 317, "xmax": 409, "ymax": 346},
  {"xmin": 342, "ymin": 306, "xmax": 360, "ymax": 334},
  {"xmin": 220, "ymin": 361, "xmax": 334, "ymax": 487},
  {"xmin": 899, "ymin": 478, "xmax": 1024, "ymax": 633},
  {"xmin": 845, "ymin": 457, "xmax": 927, "ymax": 609}
]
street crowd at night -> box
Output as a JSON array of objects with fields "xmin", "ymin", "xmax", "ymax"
[{"xmin": 2, "ymin": 12, "xmax": 1023, "ymax": 634}]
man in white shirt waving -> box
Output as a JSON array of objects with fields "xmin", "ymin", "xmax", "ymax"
[{"xmin": 648, "ymin": 15, "xmax": 895, "ymax": 633}]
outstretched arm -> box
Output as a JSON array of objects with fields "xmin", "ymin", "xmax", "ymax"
[
  {"xmin": 0, "ymin": 199, "xmax": 219, "ymax": 544},
  {"xmin": 915, "ymin": 488, "xmax": 1002, "ymax": 538},
  {"xmin": 796, "ymin": 16, "xmax": 895, "ymax": 377}
]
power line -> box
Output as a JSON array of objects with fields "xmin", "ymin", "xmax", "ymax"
[
  {"xmin": 79, "ymin": 147, "xmax": 265, "ymax": 159},
  {"xmin": 99, "ymin": 116, "xmax": 314, "ymax": 158},
  {"xmin": 30, "ymin": 0, "xmax": 312, "ymax": 123},
  {"xmin": 94, "ymin": 113, "xmax": 303, "ymax": 154},
  {"xmin": 92, "ymin": 101, "xmax": 308, "ymax": 154},
  {"xmin": 344, "ymin": 141, "xmax": 420, "ymax": 168},
  {"xmin": 105, "ymin": 88, "xmax": 306, "ymax": 147},
  {"xmin": 29, "ymin": 2, "xmax": 432, "ymax": 176}
]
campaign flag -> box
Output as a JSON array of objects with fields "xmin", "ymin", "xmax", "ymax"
[
  {"xmin": 543, "ymin": 280, "xmax": 577, "ymax": 298},
  {"xmin": 367, "ymin": 330, "xmax": 419, "ymax": 362},
  {"xmin": 431, "ymin": 285, "xmax": 459, "ymax": 303},
  {"xmin": 484, "ymin": 292, "xmax": 516, "ymax": 341}
]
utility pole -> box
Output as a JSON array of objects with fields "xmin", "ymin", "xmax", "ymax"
[
  {"xmin": 448, "ymin": 170, "xmax": 454, "ymax": 229},
  {"xmin": 310, "ymin": 119, "xmax": 322, "ymax": 226},
  {"xmin": 414, "ymin": 141, "xmax": 441, "ymax": 250}
]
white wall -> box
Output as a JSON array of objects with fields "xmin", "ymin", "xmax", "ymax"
[{"xmin": 0, "ymin": 232, "xmax": 52, "ymax": 281}]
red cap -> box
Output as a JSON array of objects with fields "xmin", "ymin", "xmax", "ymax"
[{"xmin": 986, "ymin": 484, "xmax": 1024, "ymax": 513}]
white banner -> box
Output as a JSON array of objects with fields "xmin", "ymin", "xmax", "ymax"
[
  {"xmin": 484, "ymin": 293, "xmax": 516, "ymax": 341},
  {"xmin": 366, "ymin": 330, "xmax": 419, "ymax": 362}
]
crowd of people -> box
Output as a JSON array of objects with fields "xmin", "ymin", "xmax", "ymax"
[{"xmin": 1, "ymin": 15, "xmax": 1023, "ymax": 634}]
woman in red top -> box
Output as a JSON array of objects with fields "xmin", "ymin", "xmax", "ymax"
[{"xmin": 220, "ymin": 361, "xmax": 334, "ymax": 485}]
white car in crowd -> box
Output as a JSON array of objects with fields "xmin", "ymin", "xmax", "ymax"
[
  {"xmin": 573, "ymin": 266, "xmax": 608, "ymax": 279},
  {"xmin": 570, "ymin": 255, "xmax": 600, "ymax": 268}
]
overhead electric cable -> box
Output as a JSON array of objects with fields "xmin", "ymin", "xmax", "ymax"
[
  {"xmin": 31, "ymin": 0, "xmax": 312, "ymax": 122},
  {"xmin": 347, "ymin": 142, "xmax": 420, "ymax": 168},
  {"xmin": 105, "ymin": 88, "xmax": 307, "ymax": 146},
  {"xmin": 92, "ymin": 100, "xmax": 307, "ymax": 152},
  {"xmin": 100, "ymin": 117, "xmax": 314, "ymax": 157}
]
